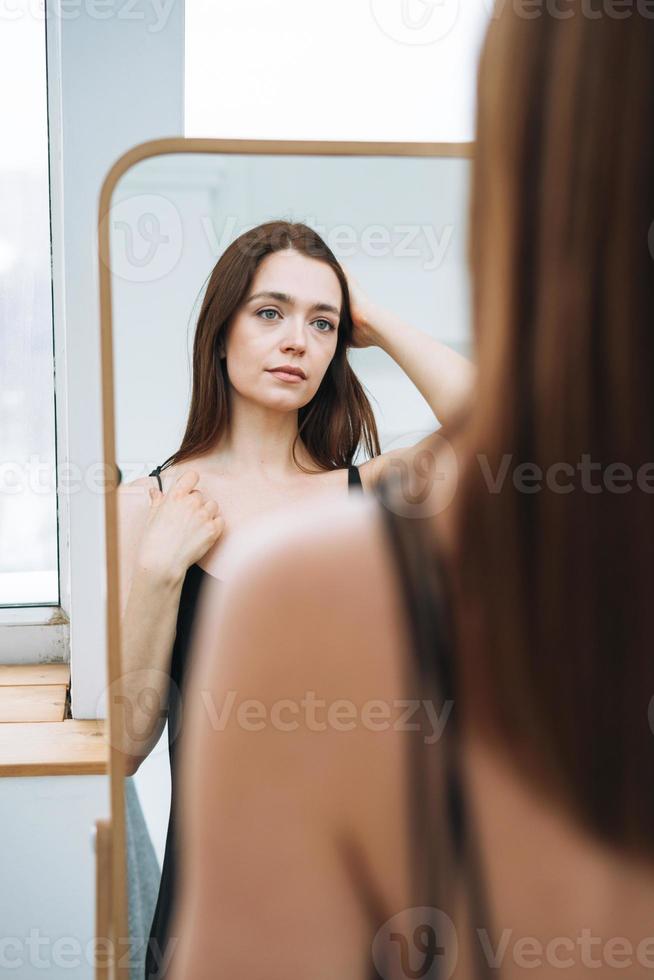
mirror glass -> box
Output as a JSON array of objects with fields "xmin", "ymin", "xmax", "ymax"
[{"xmin": 107, "ymin": 148, "xmax": 472, "ymax": 974}]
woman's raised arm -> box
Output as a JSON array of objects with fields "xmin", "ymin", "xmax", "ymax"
[{"xmin": 345, "ymin": 268, "xmax": 476, "ymax": 428}]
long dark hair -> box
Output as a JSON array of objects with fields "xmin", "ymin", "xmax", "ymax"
[
  {"xmin": 157, "ymin": 220, "xmax": 380, "ymax": 474},
  {"xmin": 446, "ymin": 6, "xmax": 654, "ymax": 857}
]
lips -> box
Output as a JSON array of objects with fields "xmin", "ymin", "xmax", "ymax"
[{"xmin": 267, "ymin": 367, "xmax": 306, "ymax": 380}]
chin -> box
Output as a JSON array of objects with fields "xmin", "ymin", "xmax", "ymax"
[{"xmin": 251, "ymin": 389, "xmax": 308, "ymax": 410}]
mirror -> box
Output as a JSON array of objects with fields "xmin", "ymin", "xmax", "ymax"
[{"xmin": 99, "ymin": 139, "xmax": 472, "ymax": 978}]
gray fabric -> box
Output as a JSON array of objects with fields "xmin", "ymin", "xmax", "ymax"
[{"xmin": 124, "ymin": 776, "xmax": 161, "ymax": 980}]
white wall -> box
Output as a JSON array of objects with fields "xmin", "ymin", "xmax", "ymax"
[
  {"xmin": 0, "ymin": 776, "xmax": 109, "ymax": 979},
  {"xmin": 185, "ymin": 0, "xmax": 490, "ymax": 142}
]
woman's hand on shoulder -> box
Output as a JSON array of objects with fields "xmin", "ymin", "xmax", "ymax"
[{"xmin": 137, "ymin": 469, "xmax": 225, "ymax": 583}]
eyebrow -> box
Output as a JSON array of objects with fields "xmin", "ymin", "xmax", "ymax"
[{"xmin": 246, "ymin": 290, "xmax": 341, "ymax": 318}]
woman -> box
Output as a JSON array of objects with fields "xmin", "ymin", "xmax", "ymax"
[
  {"xmin": 167, "ymin": 7, "xmax": 654, "ymax": 980},
  {"xmin": 116, "ymin": 219, "xmax": 473, "ymax": 978}
]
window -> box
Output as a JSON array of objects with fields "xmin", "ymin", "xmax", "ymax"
[{"xmin": 0, "ymin": 6, "xmax": 59, "ymax": 608}]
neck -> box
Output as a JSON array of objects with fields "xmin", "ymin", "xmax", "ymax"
[{"xmin": 208, "ymin": 391, "xmax": 318, "ymax": 477}]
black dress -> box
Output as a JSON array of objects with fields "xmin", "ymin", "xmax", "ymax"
[{"xmin": 143, "ymin": 463, "xmax": 365, "ymax": 979}]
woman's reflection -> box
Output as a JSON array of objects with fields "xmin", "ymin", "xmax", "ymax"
[{"xmin": 116, "ymin": 219, "xmax": 473, "ymax": 979}]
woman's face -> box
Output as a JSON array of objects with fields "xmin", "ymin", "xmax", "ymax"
[{"xmin": 222, "ymin": 248, "xmax": 342, "ymax": 409}]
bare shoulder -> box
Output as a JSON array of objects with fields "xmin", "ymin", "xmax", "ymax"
[
  {"xmin": 116, "ymin": 474, "xmax": 153, "ymax": 513},
  {"xmin": 118, "ymin": 474, "xmax": 155, "ymax": 493},
  {"xmin": 115, "ymin": 474, "xmax": 157, "ymax": 531}
]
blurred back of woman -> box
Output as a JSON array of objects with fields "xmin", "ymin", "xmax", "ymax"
[
  {"xmin": 450, "ymin": 1, "xmax": 654, "ymax": 855},
  {"xmin": 392, "ymin": 3, "xmax": 654, "ymax": 975}
]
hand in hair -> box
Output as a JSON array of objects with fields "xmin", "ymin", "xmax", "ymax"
[{"xmin": 342, "ymin": 266, "xmax": 381, "ymax": 350}]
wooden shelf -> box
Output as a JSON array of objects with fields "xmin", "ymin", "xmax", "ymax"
[
  {"xmin": 0, "ymin": 664, "xmax": 70, "ymax": 723},
  {"xmin": 0, "ymin": 665, "xmax": 107, "ymax": 776},
  {"xmin": 0, "ymin": 664, "xmax": 70, "ymax": 687},
  {"xmin": 0, "ymin": 685, "xmax": 67, "ymax": 723},
  {"xmin": 0, "ymin": 719, "xmax": 108, "ymax": 776}
]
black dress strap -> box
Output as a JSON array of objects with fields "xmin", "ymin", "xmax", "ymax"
[
  {"xmin": 348, "ymin": 463, "xmax": 363, "ymax": 491},
  {"xmin": 148, "ymin": 464, "xmax": 164, "ymax": 492},
  {"xmin": 373, "ymin": 470, "xmax": 496, "ymax": 980}
]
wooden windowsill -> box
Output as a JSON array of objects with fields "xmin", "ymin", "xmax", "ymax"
[
  {"xmin": 0, "ymin": 664, "xmax": 108, "ymax": 776},
  {"xmin": 0, "ymin": 663, "xmax": 70, "ymax": 722}
]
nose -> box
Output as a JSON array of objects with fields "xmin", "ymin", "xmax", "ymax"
[{"xmin": 280, "ymin": 315, "xmax": 307, "ymax": 353}]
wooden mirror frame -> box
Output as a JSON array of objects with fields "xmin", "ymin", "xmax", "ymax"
[{"xmin": 97, "ymin": 136, "xmax": 474, "ymax": 978}]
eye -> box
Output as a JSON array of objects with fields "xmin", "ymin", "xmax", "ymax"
[{"xmin": 256, "ymin": 308, "xmax": 336, "ymax": 333}]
